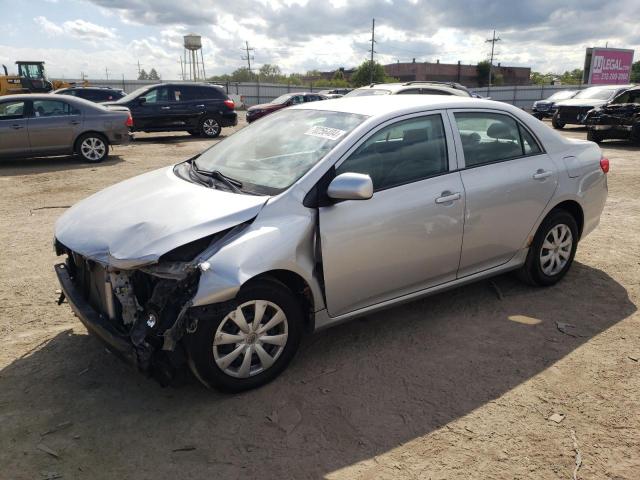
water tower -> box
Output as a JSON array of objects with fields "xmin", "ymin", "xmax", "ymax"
[{"xmin": 182, "ymin": 34, "xmax": 206, "ymax": 81}]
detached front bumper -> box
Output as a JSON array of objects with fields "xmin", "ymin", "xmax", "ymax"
[{"xmin": 55, "ymin": 263, "xmax": 138, "ymax": 366}]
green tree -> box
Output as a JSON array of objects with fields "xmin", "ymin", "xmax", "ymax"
[
  {"xmin": 630, "ymin": 61, "xmax": 640, "ymax": 82},
  {"xmin": 138, "ymin": 69, "xmax": 149, "ymax": 80},
  {"xmin": 351, "ymin": 60, "xmax": 388, "ymax": 87},
  {"xmin": 559, "ymin": 69, "xmax": 583, "ymax": 85},
  {"xmin": 259, "ymin": 64, "xmax": 283, "ymax": 81},
  {"xmin": 148, "ymin": 68, "xmax": 160, "ymax": 80},
  {"xmin": 530, "ymin": 71, "xmax": 556, "ymax": 85},
  {"xmin": 332, "ymin": 69, "xmax": 346, "ymax": 81}
]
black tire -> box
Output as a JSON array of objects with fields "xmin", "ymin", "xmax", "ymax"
[
  {"xmin": 75, "ymin": 133, "xmax": 109, "ymax": 163},
  {"xmin": 185, "ymin": 278, "xmax": 303, "ymax": 392},
  {"xmin": 587, "ymin": 129, "xmax": 603, "ymax": 143},
  {"xmin": 551, "ymin": 114, "xmax": 565, "ymax": 129},
  {"xmin": 518, "ymin": 209, "xmax": 579, "ymax": 287},
  {"xmin": 199, "ymin": 116, "xmax": 222, "ymax": 138},
  {"xmin": 533, "ymin": 112, "xmax": 545, "ymax": 120}
]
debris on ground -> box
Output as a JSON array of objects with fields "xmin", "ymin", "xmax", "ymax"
[
  {"xmin": 489, "ymin": 281, "xmax": 504, "ymax": 300},
  {"xmin": 628, "ymin": 355, "xmax": 639, "ymax": 362},
  {"xmin": 41, "ymin": 421, "xmax": 72, "ymax": 436},
  {"xmin": 41, "ymin": 472, "xmax": 62, "ymax": 480},
  {"xmin": 172, "ymin": 446, "xmax": 196, "ymax": 452},
  {"xmin": 37, "ymin": 443, "xmax": 60, "ymax": 459},
  {"xmin": 548, "ymin": 413, "xmax": 566, "ymax": 424},
  {"xmin": 556, "ymin": 321, "xmax": 578, "ymax": 338},
  {"xmin": 571, "ymin": 429, "xmax": 582, "ymax": 480}
]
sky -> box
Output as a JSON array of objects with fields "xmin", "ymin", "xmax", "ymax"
[{"xmin": 1, "ymin": 0, "xmax": 639, "ymax": 81}]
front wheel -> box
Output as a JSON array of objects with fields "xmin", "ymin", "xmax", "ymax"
[
  {"xmin": 185, "ymin": 278, "xmax": 303, "ymax": 392},
  {"xmin": 533, "ymin": 112, "xmax": 545, "ymax": 120},
  {"xmin": 551, "ymin": 114, "xmax": 565, "ymax": 129},
  {"xmin": 518, "ymin": 209, "xmax": 579, "ymax": 287},
  {"xmin": 200, "ymin": 116, "xmax": 221, "ymax": 138},
  {"xmin": 76, "ymin": 133, "xmax": 109, "ymax": 162},
  {"xmin": 587, "ymin": 129, "xmax": 603, "ymax": 143}
]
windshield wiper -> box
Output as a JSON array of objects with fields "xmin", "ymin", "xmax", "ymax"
[{"xmin": 191, "ymin": 162, "xmax": 243, "ymax": 193}]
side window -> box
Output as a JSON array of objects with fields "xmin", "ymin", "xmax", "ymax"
[
  {"xmin": 140, "ymin": 87, "xmax": 169, "ymax": 104},
  {"xmin": 304, "ymin": 95, "xmax": 318, "ymax": 102},
  {"xmin": 290, "ymin": 95, "xmax": 304, "ymax": 105},
  {"xmin": 454, "ymin": 112, "xmax": 539, "ymax": 167},
  {"xmin": 32, "ymin": 100, "xmax": 80, "ymax": 117},
  {"xmin": 336, "ymin": 115, "xmax": 449, "ymax": 191},
  {"xmin": 0, "ymin": 101, "xmax": 25, "ymax": 119}
]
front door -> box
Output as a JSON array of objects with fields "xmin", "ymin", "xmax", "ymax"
[
  {"xmin": 132, "ymin": 86, "xmax": 171, "ymax": 130},
  {"xmin": 0, "ymin": 99, "xmax": 29, "ymax": 157},
  {"xmin": 319, "ymin": 112, "xmax": 465, "ymax": 316},
  {"xmin": 449, "ymin": 110, "xmax": 559, "ymax": 277},
  {"xmin": 28, "ymin": 99, "xmax": 83, "ymax": 155}
]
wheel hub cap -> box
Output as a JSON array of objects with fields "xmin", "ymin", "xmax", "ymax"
[
  {"xmin": 540, "ymin": 223, "xmax": 573, "ymax": 276},
  {"xmin": 212, "ymin": 300, "xmax": 288, "ymax": 378},
  {"xmin": 81, "ymin": 138, "xmax": 106, "ymax": 161}
]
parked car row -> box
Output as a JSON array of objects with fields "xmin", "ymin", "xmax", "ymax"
[
  {"xmin": 533, "ymin": 84, "xmax": 639, "ymax": 143},
  {"xmin": 52, "ymin": 94, "xmax": 609, "ymax": 391}
]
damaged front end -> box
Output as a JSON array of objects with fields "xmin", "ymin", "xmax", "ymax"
[
  {"xmin": 585, "ymin": 103, "xmax": 640, "ymax": 141},
  {"xmin": 54, "ymin": 226, "xmax": 244, "ymax": 385}
]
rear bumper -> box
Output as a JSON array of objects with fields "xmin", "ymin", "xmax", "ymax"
[
  {"xmin": 219, "ymin": 111, "xmax": 238, "ymax": 127},
  {"xmin": 54, "ymin": 263, "xmax": 137, "ymax": 366},
  {"xmin": 108, "ymin": 130, "xmax": 133, "ymax": 146}
]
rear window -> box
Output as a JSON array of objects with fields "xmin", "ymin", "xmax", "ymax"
[
  {"xmin": 344, "ymin": 89, "xmax": 391, "ymax": 97},
  {"xmin": 177, "ymin": 86, "xmax": 225, "ymax": 101}
]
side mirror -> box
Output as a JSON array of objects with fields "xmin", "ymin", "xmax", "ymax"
[
  {"xmin": 327, "ymin": 173, "xmax": 373, "ymax": 201},
  {"xmin": 138, "ymin": 97, "xmax": 147, "ymax": 105}
]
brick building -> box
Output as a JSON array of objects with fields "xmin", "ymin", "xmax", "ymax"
[{"xmin": 383, "ymin": 60, "xmax": 531, "ymax": 87}]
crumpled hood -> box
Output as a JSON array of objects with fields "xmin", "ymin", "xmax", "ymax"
[
  {"xmin": 55, "ymin": 166, "xmax": 268, "ymax": 268},
  {"xmin": 556, "ymin": 98, "xmax": 608, "ymax": 108}
]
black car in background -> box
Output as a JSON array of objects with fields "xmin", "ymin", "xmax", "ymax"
[
  {"xmin": 552, "ymin": 85, "xmax": 633, "ymax": 129},
  {"xmin": 54, "ymin": 86, "xmax": 126, "ymax": 103},
  {"xmin": 531, "ymin": 90, "xmax": 577, "ymax": 119},
  {"xmin": 104, "ymin": 82, "xmax": 237, "ymax": 138},
  {"xmin": 585, "ymin": 86, "xmax": 640, "ymax": 143}
]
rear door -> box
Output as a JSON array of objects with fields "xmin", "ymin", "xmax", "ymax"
[
  {"xmin": 0, "ymin": 99, "xmax": 30, "ymax": 157},
  {"xmin": 28, "ymin": 99, "xmax": 83, "ymax": 155},
  {"xmin": 319, "ymin": 112, "xmax": 465, "ymax": 316},
  {"xmin": 448, "ymin": 109, "xmax": 558, "ymax": 277}
]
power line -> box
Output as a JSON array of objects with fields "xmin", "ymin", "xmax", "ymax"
[
  {"xmin": 241, "ymin": 41, "xmax": 255, "ymax": 78},
  {"xmin": 369, "ymin": 18, "xmax": 376, "ymax": 84},
  {"xmin": 485, "ymin": 29, "xmax": 502, "ymax": 88}
]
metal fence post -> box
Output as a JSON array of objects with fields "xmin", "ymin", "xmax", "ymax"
[{"xmin": 257, "ymin": 80, "xmax": 260, "ymax": 105}]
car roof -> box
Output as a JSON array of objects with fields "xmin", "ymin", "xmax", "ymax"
[
  {"xmin": 290, "ymin": 94, "xmax": 500, "ymax": 117},
  {"xmin": 354, "ymin": 82, "xmax": 469, "ymax": 93},
  {"xmin": 0, "ymin": 93, "xmax": 104, "ymax": 109},
  {"xmin": 584, "ymin": 84, "xmax": 635, "ymax": 91}
]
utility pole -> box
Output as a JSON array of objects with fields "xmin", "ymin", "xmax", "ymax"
[
  {"xmin": 369, "ymin": 18, "xmax": 376, "ymax": 85},
  {"xmin": 137, "ymin": 60, "xmax": 141, "ymax": 76},
  {"xmin": 241, "ymin": 41, "xmax": 255, "ymax": 79},
  {"xmin": 105, "ymin": 67, "xmax": 109, "ymax": 80},
  {"xmin": 485, "ymin": 30, "xmax": 501, "ymax": 88}
]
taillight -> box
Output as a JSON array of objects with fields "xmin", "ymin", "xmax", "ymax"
[
  {"xmin": 600, "ymin": 157, "xmax": 609, "ymax": 174},
  {"xmin": 224, "ymin": 99, "xmax": 235, "ymax": 110},
  {"xmin": 125, "ymin": 113, "xmax": 133, "ymax": 128}
]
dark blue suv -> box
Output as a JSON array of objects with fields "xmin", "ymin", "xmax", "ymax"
[{"xmin": 105, "ymin": 82, "xmax": 237, "ymax": 138}]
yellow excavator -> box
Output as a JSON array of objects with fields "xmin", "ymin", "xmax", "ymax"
[{"xmin": 1, "ymin": 61, "xmax": 86, "ymax": 96}]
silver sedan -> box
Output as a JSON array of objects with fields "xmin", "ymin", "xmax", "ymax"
[
  {"xmin": 53, "ymin": 95, "xmax": 608, "ymax": 391},
  {"xmin": 0, "ymin": 94, "xmax": 132, "ymax": 162}
]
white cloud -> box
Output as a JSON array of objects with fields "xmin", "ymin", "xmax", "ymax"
[
  {"xmin": 34, "ymin": 16, "xmax": 116, "ymax": 42},
  {"xmin": 34, "ymin": 16, "xmax": 64, "ymax": 35}
]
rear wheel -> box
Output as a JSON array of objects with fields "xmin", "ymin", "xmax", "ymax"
[
  {"xmin": 533, "ymin": 112, "xmax": 545, "ymax": 120},
  {"xmin": 518, "ymin": 209, "xmax": 578, "ymax": 286},
  {"xmin": 185, "ymin": 278, "xmax": 303, "ymax": 392},
  {"xmin": 76, "ymin": 133, "xmax": 108, "ymax": 162},
  {"xmin": 200, "ymin": 116, "xmax": 221, "ymax": 138},
  {"xmin": 551, "ymin": 114, "xmax": 565, "ymax": 129}
]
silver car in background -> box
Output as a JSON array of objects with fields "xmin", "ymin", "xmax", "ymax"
[
  {"xmin": 53, "ymin": 96, "xmax": 608, "ymax": 391},
  {"xmin": 0, "ymin": 94, "xmax": 132, "ymax": 162}
]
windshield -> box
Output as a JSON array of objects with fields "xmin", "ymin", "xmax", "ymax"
[
  {"xmin": 611, "ymin": 90, "xmax": 640, "ymax": 104},
  {"xmin": 344, "ymin": 88, "xmax": 391, "ymax": 97},
  {"xmin": 114, "ymin": 86, "xmax": 152, "ymax": 103},
  {"xmin": 548, "ymin": 91, "xmax": 576, "ymax": 101},
  {"xmin": 194, "ymin": 109, "xmax": 367, "ymax": 195},
  {"xmin": 574, "ymin": 87, "xmax": 616, "ymax": 100},
  {"xmin": 271, "ymin": 94, "xmax": 294, "ymax": 105}
]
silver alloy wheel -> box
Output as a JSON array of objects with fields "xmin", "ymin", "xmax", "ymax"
[
  {"xmin": 80, "ymin": 137, "xmax": 106, "ymax": 161},
  {"xmin": 540, "ymin": 223, "xmax": 573, "ymax": 276},
  {"xmin": 213, "ymin": 300, "xmax": 288, "ymax": 378},
  {"xmin": 202, "ymin": 118, "xmax": 220, "ymax": 137}
]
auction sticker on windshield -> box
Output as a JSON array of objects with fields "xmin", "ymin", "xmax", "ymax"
[{"xmin": 304, "ymin": 126, "xmax": 347, "ymax": 140}]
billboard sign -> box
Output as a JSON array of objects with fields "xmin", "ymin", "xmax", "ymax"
[{"xmin": 584, "ymin": 48, "xmax": 634, "ymax": 84}]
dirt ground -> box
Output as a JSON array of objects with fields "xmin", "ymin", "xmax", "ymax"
[{"xmin": 0, "ymin": 116, "xmax": 638, "ymax": 480}]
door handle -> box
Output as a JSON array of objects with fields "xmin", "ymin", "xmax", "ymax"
[
  {"xmin": 195, "ymin": 104, "xmax": 205, "ymax": 108},
  {"xmin": 160, "ymin": 106, "xmax": 171, "ymax": 110},
  {"xmin": 70, "ymin": 120, "xmax": 80, "ymax": 125},
  {"xmin": 532, "ymin": 169, "xmax": 553, "ymax": 180},
  {"xmin": 11, "ymin": 124, "xmax": 24, "ymax": 129},
  {"xmin": 435, "ymin": 192, "xmax": 461, "ymax": 204}
]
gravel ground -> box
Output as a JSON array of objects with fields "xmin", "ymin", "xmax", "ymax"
[{"xmin": 0, "ymin": 117, "xmax": 638, "ymax": 479}]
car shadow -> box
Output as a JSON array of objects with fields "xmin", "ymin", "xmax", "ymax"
[
  {"xmin": 132, "ymin": 133, "xmax": 228, "ymax": 144},
  {"xmin": 0, "ymin": 262, "xmax": 635, "ymax": 478},
  {"xmin": 0, "ymin": 154, "xmax": 125, "ymax": 177}
]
